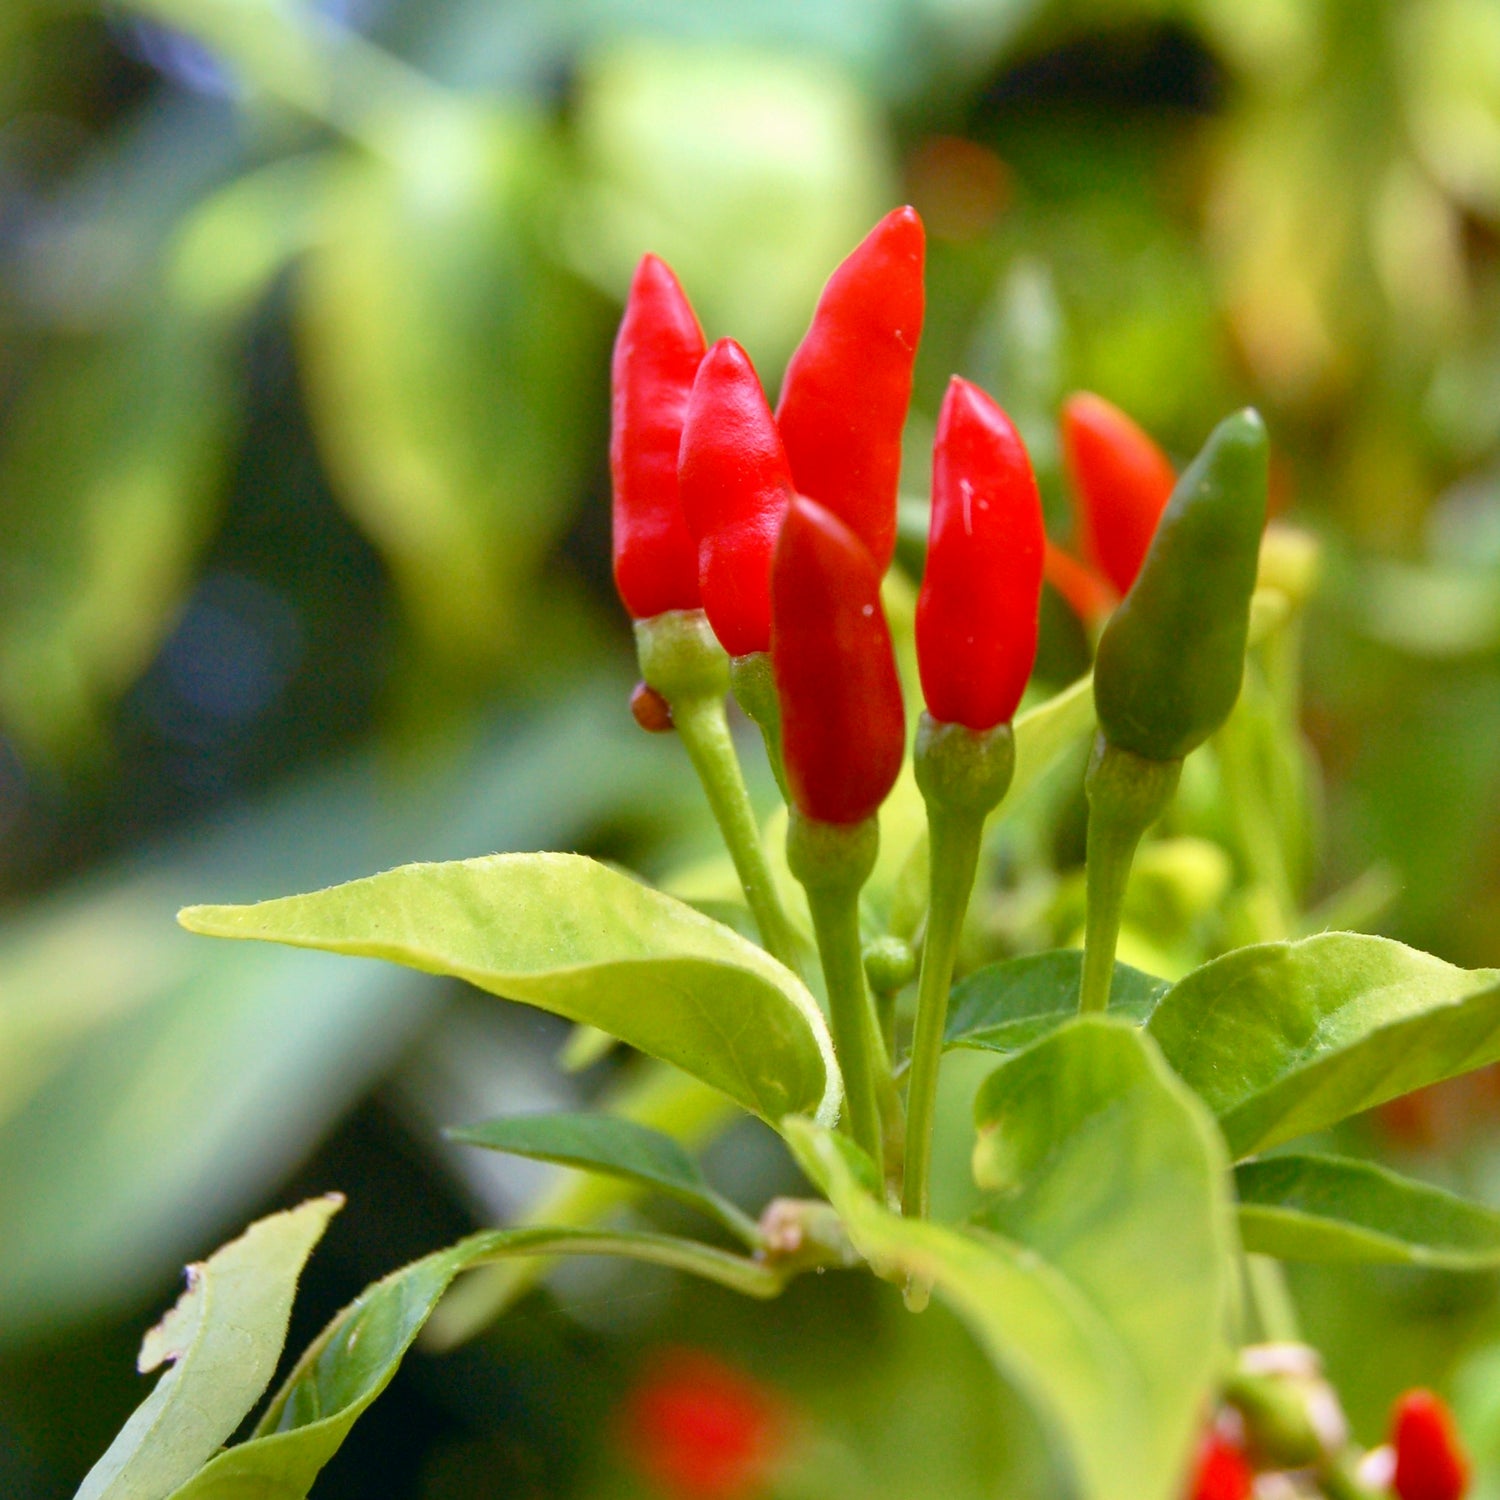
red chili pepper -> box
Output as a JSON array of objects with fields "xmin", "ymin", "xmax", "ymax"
[
  {"xmin": 1043, "ymin": 538, "xmax": 1116, "ymax": 627},
  {"xmin": 611, "ymin": 254, "xmax": 707, "ymax": 620},
  {"xmin": 619, "ymin": 1348, "xmax": 790, "ymax": 1500},
  {"xmin": 1392, "ymin": 1389, "xmax": 1470, "ymax": 1500},
  {"xmin": 916, "ymin": 377, "xmax": 1045, "ymax": 730},
  {"xmin": 775, "ymin": 206, "xmax": 926, "ymax": 576},
  {"xmin": 677, "ymin": 338, "xmax": 793, "ymax": 658},
  {"xmin": 771, "ymin": 496, "xmax": 905, "ymax": 824},
  {"xmin": 1184, "ymin": 1430, "xmax": 1253, "ymax": 1500},
  {"xmin": 1061, "ymin": 391, "xmax": 1176, "ymax": 598}
]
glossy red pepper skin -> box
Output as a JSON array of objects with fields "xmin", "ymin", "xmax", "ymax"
[
  {"xmin": 771, "ymin": 496, "xmax": 905, "ymax": 824},
  {"xmin": 677, "ymin": 338, "xmax": 793, "ymax": 658},
  {"xmin": 1184, "ymin": 1431, "xmax": 1253, "ymax": 1500},
  {"xmin": 775, "ymin": 207, "xmax": 925, "ymax": 575},
  {"xmin": 611, "ymin": 254, "xmax": 707, "ymax": 619},
  {"xmin": 1392, "ymin": 1390, "xmax": 1470, "ymax": 1500},
  {"xmin": 1061, "ymin": 391, "xmax": 1176, "ymax": 598},
  {"xmin": 916, "ymin": 378, "xmax": 1045, "ymax": 730}
]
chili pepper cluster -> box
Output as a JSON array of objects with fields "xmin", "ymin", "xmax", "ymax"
[{"xmin": 611, "ymin": 206, "xmax": 1055, "ymax": 827}]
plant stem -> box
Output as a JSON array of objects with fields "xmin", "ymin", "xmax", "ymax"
[
  {"xmin": 901, "ymin": 808, "xmax": 982, "ymax": 1221},
  {"xmin": 787, "ymin": 814, "xmax": 887, "ymax": 1179},
  {"xmin": 1244, "ymin": 1252, "xmax": 1302, "ymax": 1343},
  {"xmin": 1078, "ymin": 736, "xmax": 1181, "ymax": 1015},
  {"xmin": 636, "ymin": 612, "xmax": 803, "ymax": 978},
  {"xmin": 672, "ymin": 694, "xmax": 803, "ymax": 974},
  {"xmin": 729, "ymin": 651, "xmax": 789, "ymax": 801},
  {"xmin": 901, "ymin": 716, "xmax": 1015, "ymax": 1226}
]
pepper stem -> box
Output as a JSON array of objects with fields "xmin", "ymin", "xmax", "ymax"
[
  {"xmin": 787, "ymin": 813, "xmax": 887, "ymax": 1179},
  {"xmin": 1078, "ymin": 735, "xmax": 1181, "ymax": 1015},
  {"xmin": 636, "ymin": 613, "xmax": 803, "ymax": 977},
  {"xmin": 902, "ymin": 716, "xmax": 1015, "ymax": 1225},
  {"xmin": 728, "ymin": 651, "xmax": 789, "ymax": 802}
]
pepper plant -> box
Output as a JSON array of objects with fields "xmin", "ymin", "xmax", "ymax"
[{"xmin": 79, "ymin": 209, "xmax": 1498, "ymax": 1500}]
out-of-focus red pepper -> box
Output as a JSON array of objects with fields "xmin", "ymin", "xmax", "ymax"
[
  {"xmin": 775, "ymin": 207, "xmax": 925, "ymax": 576},
  {"xmin": 916, "ymin": 377, "xmax": 1045, "ymax": 730},
  {"xmin": 1061, "ymin": 391, "xmax": 1176, "ymax": 598},
  {"xmin": 677, "ymin": 338, "xmax": 793, "ymax": 658},
  {"xmin": 1184, "ymin": 1430, "xmax": 1253, "ymax": 1500},
  {"xmin": 619, "ymin": 1348, "xmax": 790, "ymax": 1500},
  {"xmin": 1043, "ymin": 537, "xmax": 1116, "ymax": 627},
  {"xmin": 771, "ymin": 496, "xmax": 905, "ymax": 824},
  {"xmin": 1392, "ymin": 1390, "xmax": 1470, "ymax": 1500},
  {"xmin": 611, "ymin": 254, "xmax": 707, "ymax": 620}
]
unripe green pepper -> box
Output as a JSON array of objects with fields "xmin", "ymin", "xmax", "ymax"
[{"xmin": 1093, "ymin": 409, "xmax": 1269, "ymax": 763}]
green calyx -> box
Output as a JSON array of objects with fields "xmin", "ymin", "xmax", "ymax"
[
  {"xmin": 635, "ymin": 610, "xmax": 729, "ymax": 701},
  {"xmin": 1094, "ymin": 408, "xmax": 1269, "ymax": 763},
  {"xmin": 786, "ymin": 810, "xmax": 879, "ymax": 895},
  {"xmin": 913, "ymin": 714, "xmax": 1016, "ymax": 819}
]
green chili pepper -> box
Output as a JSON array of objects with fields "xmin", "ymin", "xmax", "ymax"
[
  {"xmin": 1078, "ymin": 409, "xmax": 1268, "ymax": 1016},
  {"xmin": 1093, "ymin": 409, "xmax": 1269, "ymax": 763}
]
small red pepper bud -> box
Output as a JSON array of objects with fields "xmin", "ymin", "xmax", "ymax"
[
  {"xmin": 630, "ymin": 681, "xmax": 674, "ymax": 732},
  {"xmin": 611, "ymin": 254, "xmax": 707, "ymax": 620},
  {"xmin": 916, "ymin": 377, "xmax": 1045, "ymax": 730},
  {"xmin": 1184, "ymin": 1430, "xmax": 1253, "ymax": 1500},
  {"xmin": 775, "ymin": 206, "xmax": 926, "ymax": 576},
  {"xmin": 619, "ymin": 1348, "xmax": 790, "ymax": 1500},
  {"xmin": 1392, "ymin": 1389, "xmax": 1470, "ymax": 1500},
  {"xmin": 677, "ymin": 338, "xmax": 793, "ymax": 658},
  {"xmin": 1061, "ymin": 391, "xmax": 1176, "ymax": 598},
  {"xmin": 771, "ymin": 496, "xmax": 905, "ymax": 824}
]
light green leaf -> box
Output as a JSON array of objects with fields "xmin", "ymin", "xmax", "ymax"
[
  {"xmin": 1009, "ymin": 673, "xmax": 1095, "ymax": 806},
  {"xmin": 565, "ymin": 41, "xmax": 892, "ymax": 375},
  {"xmin": 0, "ymin": 680, "xmax": 686, "ymax": 1345},
  {"xmin": 1147, "ymin": 933, "xmax": 1500, "ymax": 1157},
  {"xmin": 78, "ymin": 1195, "xmax": 341, "ymax": 1500},
  {"xmin": 179, "ymin": 853, "xmax": 839, "ymax": 1127},
  {"xmin": 0, "ymin": 308, "xmax": 237, "ymax": 760},
  {"xmin": 943, "ymin": 950, "xmax": 1169, "ymax": 1056},
  {"xmin": 1236, "ymin": 1153, "xmax": 1500, "ymax": 1268},
  {"xmin": 446, "ymin": 1111, "xmax": 761, "ymax": 1245},
  {"xmin": 299, "ymin": 105, "xmax": 600, "ymax": 665},
  {"xmin": 786, "ymin": 1018, "xmax": 1234, "ymax": 1500},
  {"xmin": 167, "ymin": 1226, "xmax": 784, "ymax": 1500}
]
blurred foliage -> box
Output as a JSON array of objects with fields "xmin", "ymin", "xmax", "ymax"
[{"xmin": 3, "ymin": 0, "xmax": 1500, "ymax": 1496}]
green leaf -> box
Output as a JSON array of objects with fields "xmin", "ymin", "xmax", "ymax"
[
  {"xmin": 0, "ymin": 307, "xmax": 237, "ymax": 760},
  {"xmin": 785, "ymin": 1018, "xmax": 1234, "ymax": 1500},
  {"xmin": 567, "ymin": 42, "xmax": 891, "ymax": 374},
  {"xmin": 943, "ymin": 950, "xmax": 1169, "ymax": 1056},
  {"xmin": 968, "ymin": 1019, "xmax": 1236, "ymax": 1499},
  {"xmin": 1010, "ymin": 673, "xmax": 1095, "ymax": 806},
  {"xmin": 77, "ymin": 1195, "xmax": 341, "ymax": 1500},
  {"xmin": 299, "ymin": 106, "xmax": 601, "ymax": 667},
  {"xmin": 0, "ymin": 679, "xmax": 685, "ymax": 1344},
  {"xmin": 1236, "ymin": 1153, "xmax": 1500, "ymax": 1269},
  {"xmin": 446, "ymin": 1111, "xmax": 761, "ymax": 1245},
  {"xmin": 1147, "ymin": 933, "xmax": 1500, "ymax": 1157},
  {"xmin": 166, "ymin": 1226, "xmax": 784, "ymax": 1500},
  {"xmin": 179, "ymin": 853, "xmax": 839, "ymax": 1128}
]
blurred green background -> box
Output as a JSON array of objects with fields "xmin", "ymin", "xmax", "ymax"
[{"xmin": 4, "ymin": 0, "xmax": 1500, "ymax": 1495}]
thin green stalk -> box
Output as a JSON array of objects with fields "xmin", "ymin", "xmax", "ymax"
[
  {"xmin": 729, "ymin": 652, "xmax": 789, "ymax": 801},
  {"xmin": 636, "ymin": 613, "xmax": 802, "ymax": 978},
  {"xmin": 1244, "ymin": 1252, "xmax": 1302, "ymax": 1344},
  {"xmin": 788, "ymin": 815, "xmax": 887, "ymax": 1178},
  {"xmin": 1078, "ymin": 737, "xmax": 1180, "ymax": 1015},
  {"xmin": 673, "ymin": 694, "xmax": 803, "ymax": 975},
  {"xmin": 901, "ymin": 810, "xmax": 982, "ymax": 1221}
]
